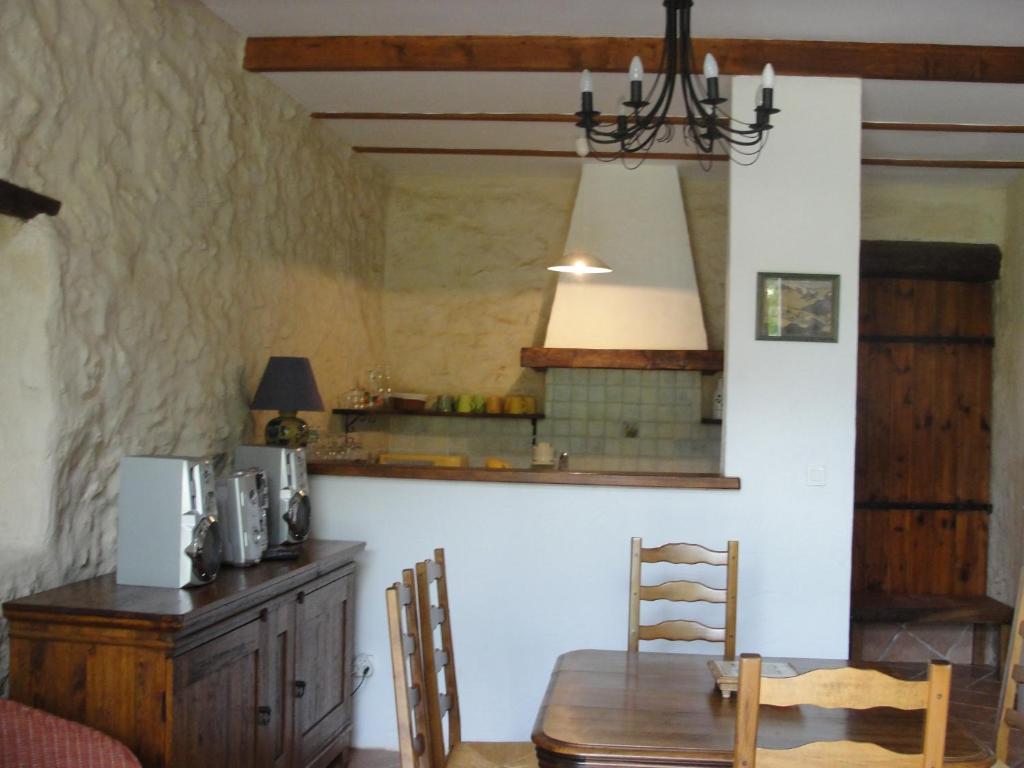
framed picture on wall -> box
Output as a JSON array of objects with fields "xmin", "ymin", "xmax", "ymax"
[{"xmin": 756, "ymin": 272, "xmax": 840, "ymax": 342}]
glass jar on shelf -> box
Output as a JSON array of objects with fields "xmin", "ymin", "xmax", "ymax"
[{"xmin": 367, "ymin": 369, "xmax": 392, "ymax": 408}]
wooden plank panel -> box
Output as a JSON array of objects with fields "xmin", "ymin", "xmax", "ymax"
[
  {"xmin": 851, "ymin": 510, "xmax": 988, "ymax": 595},
  {"xmin": 314, "ymin": 113, "xmax": 1024, "ymax": 136},
  {"xmin": 859, "ymin": 279, "xmax": 993, "ymax": 337},
  {"xmin": 243, "ymin": 35, "xmax": 1024, "ymax": 84},
  {"xmin": 351, "ymin": 146, "xmax": 1024, "ymax": 170},
  {"xmin": 8, "ymin": 635, "xmax": 170, "ymax": 766},
  {"xmin": 520, "ymin": 348, "xmax": 723, "ymax": 371},
  {"xmin": 854, "ymin": 273, "xmax": 991, "ymax": 597}
]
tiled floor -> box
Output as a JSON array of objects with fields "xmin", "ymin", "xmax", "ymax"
[{"xmin": 351, "ymin": 663, "xmax": 1022, "ymax": 768}]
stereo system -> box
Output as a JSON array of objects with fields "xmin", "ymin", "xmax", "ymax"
[
  {"xmin": 234, "ymin": 446, "xmax": 311, "ymax": 545},
  {"xmin": 116, "ymin": 446, "xmax": 312, "ymax": 589},
  {"xmin": 216, "ymin": 468, "xmax": 270, "ymax": 566},
  {"xmin": 117, "ymin": 456, "xmax": 224, "ymax": 588}
]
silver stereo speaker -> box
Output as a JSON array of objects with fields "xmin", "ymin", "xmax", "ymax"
[
  {"xmin": 216, "ymin": 469, "xmax": 269, "ymax": 566},
  {"xmin": 234, "ymin": 446, "xmax": 311, "ymax": 545},
  {"xmin": 117, "ymin": 456, "xmax": 223, "ymax": 588}
]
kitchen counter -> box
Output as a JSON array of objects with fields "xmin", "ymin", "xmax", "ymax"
[{"xmin": 308, "ymin": 460, "xmax": 740, "ymax": 490}]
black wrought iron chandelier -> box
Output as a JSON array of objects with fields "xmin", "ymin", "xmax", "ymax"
[{"xmin": 574, "ymin": 0, "xmax": 779, "ymax": 166}]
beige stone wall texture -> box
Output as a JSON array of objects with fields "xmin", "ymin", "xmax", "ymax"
[
  {"xmin": 380, "ymin": 175, "xmax": 730, "ymax": 405},
  {"xmin": 382, "ymin": 176, "xmax": 574, "ymax": 401},
  {"xmin": 0, "ymin": 0, "xmax": 388, "ymax": 691},
  {"xmin": 861, "ymin": 181, "xmax": 1008, "ymax": 243},
  {"xmin": 990, "ymin": 171, "xmax": 1024, "ymax": 604}
]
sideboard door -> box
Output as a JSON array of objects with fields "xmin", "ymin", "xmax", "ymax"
[
  {"xmin": 260, "ymin": 597, "xmax": 297, "ymax": 768},
  {"xmin": 172, "ymin": 619, "xmax": 263, "ymax": 767},
  {"xmin": 294, "ymin": 570, "xmax": 355, "ymax": 766}
]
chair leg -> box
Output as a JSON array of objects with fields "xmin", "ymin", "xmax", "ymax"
[
  {"xmin": 849, "ymin": 623, "xmax": 864, "ymax": 661},
  {"xmin": 971, "ymin": 624, "xmax": 987, "ymax": 666},
  {"xmin": 998, "ymin": 623, "xmax": 1010, "ymax": 674}
]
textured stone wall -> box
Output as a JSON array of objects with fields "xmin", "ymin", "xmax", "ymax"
[
  {"xmin": 991, "ymin": 172, "xmax": 1024, "ymax": 604},
  {"xmin": 0, "ymin": 0, "xmax": 388, "ymax": 691},
  {"xmin": 862, "ymin": 181, "xmax": 1007, "ymax": 242},
  {"xmin": 382, "ymin": 176, "xmax": 573, "ymax": 400},
  {"xmin": 380, "ymin": 175, "xmax": 730, "ymax": 402}
]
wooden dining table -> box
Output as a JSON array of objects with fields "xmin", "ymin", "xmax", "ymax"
[{"xmin": 531, "ymin": 649, "xmax": 993, "ymax": 768}]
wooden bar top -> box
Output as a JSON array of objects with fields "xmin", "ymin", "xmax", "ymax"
[
  {"xmin": 532, "ymin": 649, "xmax": 991, "ymax": 767},
  {"xmin": 2, "ymin": 539, "xmax": 365, "ymax": 635},
  {"xmin": 308, "ymin": 462, "xmax": 740, "ymax": 490}
]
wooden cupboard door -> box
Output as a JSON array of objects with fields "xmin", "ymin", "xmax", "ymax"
[
  {"xmin": 295, "ymin": 571, "xmax": 354, "ymax": 766},
  {"xmin": 261, "ymin": 598, "xmax": 296, "ymax": 768},
  {"xmin": 853, "ymin": 277, "xmax": 992, "ymax": 596},
  {"xmin": 172, "ymin": 619, "xmax": 263, "ymax": 768}
]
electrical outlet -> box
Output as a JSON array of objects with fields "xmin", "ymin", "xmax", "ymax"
[{"xmin": 353, "ymin": 653, "xmax": 374, "ymax": 678}]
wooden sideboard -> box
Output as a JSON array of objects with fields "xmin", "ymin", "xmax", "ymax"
[{"xmin": 3, "ymin": 539, "xmax": 365, "ymax": 768}]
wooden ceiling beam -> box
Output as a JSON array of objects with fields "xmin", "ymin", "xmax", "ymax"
[
  {"xmin": 352, "ymin": 146, "xmax": 1024, "ymax": 169},
  {"xmin": 245, "ymin": 35, "xmax": 1024, "ymax": 84},
  {"xmin": 314, "ymin": 112, "xmax": 1024, "ymax": 134}
]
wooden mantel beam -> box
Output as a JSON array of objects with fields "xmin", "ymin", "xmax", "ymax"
[{"xmin": 244, "ymin": 35, "xmax": 1024, "ymax": 84}]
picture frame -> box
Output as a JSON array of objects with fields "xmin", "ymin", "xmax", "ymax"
[{"xmin": 756, "ymin": 272, "xmax": 840, "ymax": 342}]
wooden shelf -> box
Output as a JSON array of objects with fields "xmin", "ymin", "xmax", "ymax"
[
  {"xmin": 332, "ymin": 408, "xmax": 542, "ymax": 420},
  {"xmin": 309, "ymin": 461, "xmax": 741, "ymax": 490},
  {"xmin": 521, "ymin": 348, "xmax": 723, "ymax": 372}
]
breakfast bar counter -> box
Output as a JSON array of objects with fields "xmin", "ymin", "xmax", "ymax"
[{"xmin": 308, "ymin": 461, "xmax": 741, "ymax": 490}]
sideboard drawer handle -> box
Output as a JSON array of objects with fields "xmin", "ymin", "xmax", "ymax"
[
  {"xmin": 258, "ymin": 706, "xmax": 272, "ymax": 726},
  {"xmin": 297, "ymin": 591, "xmax": 305, "ymax": 604},
  {"xmin": 295, "ymin": 680, "xmax": 307, "ymax": 698},
  {"xmin": 259, "ymin": 608, "xmax": 269, "ymax": 622}
]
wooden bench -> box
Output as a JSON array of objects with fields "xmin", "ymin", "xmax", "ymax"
[{"xmin": 850, "ymin": 592, "xmax": 1014, "ymax": 670}]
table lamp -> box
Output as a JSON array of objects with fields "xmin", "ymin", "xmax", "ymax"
[{"xmin": 251, "ymin": 356, "xmax": 324, "ymax": 447}]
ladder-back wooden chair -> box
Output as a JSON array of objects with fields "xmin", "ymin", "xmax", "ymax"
[
  {"xmin": 734, "ymin": 653, "xmax": 951, "ymax": 768},
  {"xmin": 385, "ymin": 569, "xmax": 432, "ymax": 768},
  {"xmin": 415, "ymin": 548, "xmax": 538, "ymax": 768},
  {"xmin": 628, "ymin": 537, "xmax": 738, "ymax": 658},
  {"xmin": 994, "ymin": 566, "xmax": 1024, "ymax": 767}
]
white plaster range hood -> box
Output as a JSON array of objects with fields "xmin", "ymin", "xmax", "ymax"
[{"xmin": 530, "ymin": 163, "xmax": 715, "ymax": 371}]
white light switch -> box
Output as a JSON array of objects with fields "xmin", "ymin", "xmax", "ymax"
[{"xmin": 806, "ymin": 465, "xmax": 827, "ymax": 486}]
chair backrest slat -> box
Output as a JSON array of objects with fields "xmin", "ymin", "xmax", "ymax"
[
  {"xmin": 416, "ymin": 548, "xmax": 462, "ymax": 768},
  {"xmin": 640, "ymin": 580, "xmax": 726, "ymax": 604},
  {"xmin": 735, "ymin": 653, "xmax": 951, "ymax": 768},
  {"xmin": 386, "ymin": 568, "xmax": 432, "ymax": 768},
  {"xmin": 628, "ymin": 537, "xmax": 739, "ymax": 658},
  {"xmin": 760, "ymin": 666, "xmax": 929, "ymax": 710},
  {"xmin": 637, "ymin": 619, "xmax": 726, "ymax": 644},
  {"xmin": 753, "ymin": 741, "xmax": 924, "ymax": 768},
  {"xmin": 640, "ymin": 541, "xmax": 729, "ymax": 565},
  {"xmin": 995, "ymin": 567, "xmax": 1024, "ymax": 762}
]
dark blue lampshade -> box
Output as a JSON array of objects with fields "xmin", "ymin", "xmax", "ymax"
[{"xmin": 251, "ymin": 356, "xmax": 324, "ymax": 413}]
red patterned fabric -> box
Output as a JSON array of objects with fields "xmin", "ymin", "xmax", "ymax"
[{"xmin": 0, "ymin": 698, "xmax": 141, "ymax": 768}]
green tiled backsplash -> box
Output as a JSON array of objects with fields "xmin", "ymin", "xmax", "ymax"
[{"xmin": 383, "ymin": 368, "xmax": 721, "ymax": 472}]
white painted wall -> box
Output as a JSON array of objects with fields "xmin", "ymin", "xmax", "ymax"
[
  {"xmin": 312, "ymin": 75, "xmax": 862, "ymax": 749},
  {"xmin": 545, "ymin": 163, "xmax": 708, "ymax": 349}
]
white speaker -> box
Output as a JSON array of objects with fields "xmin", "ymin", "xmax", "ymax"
[{"xmin": 117, "ymin": 456, "xmax": 223, "ymax": 588}]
